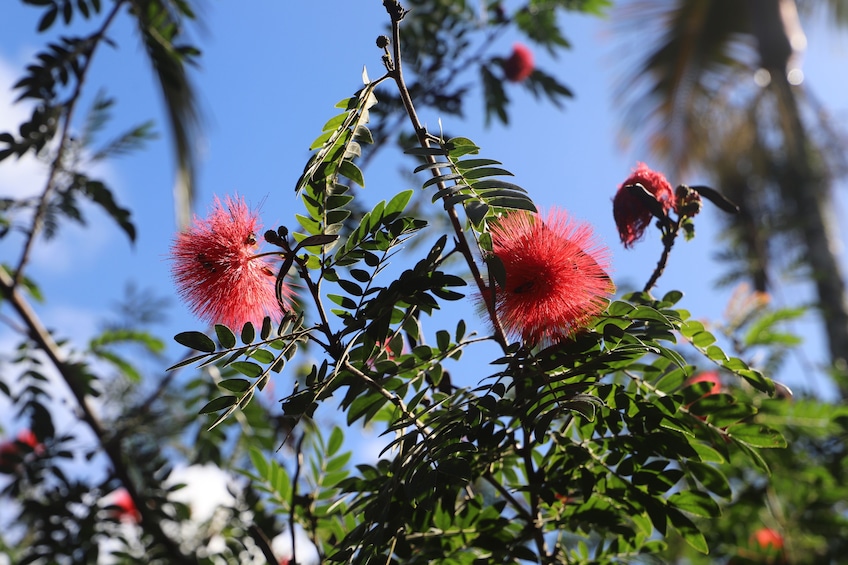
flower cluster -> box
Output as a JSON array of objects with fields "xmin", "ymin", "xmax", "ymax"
[
  {"xmin": 613, "ymin": 162, "xmax": 675, "ymax": 247},
  {"xmin": 503, "ymin": 43, "xmax": 534, "ymax": 82},
  {"xmin": 170, "ymin": 195, "xmax": 295, "ymax": 329},
  {"xmin": 485, "ymin": 208, "xmax": 613, "ymax": 346}
]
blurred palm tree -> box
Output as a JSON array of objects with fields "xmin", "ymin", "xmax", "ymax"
[{"xmin": 614, "ymin": 0, "xmax": 848, "ymax": 394}]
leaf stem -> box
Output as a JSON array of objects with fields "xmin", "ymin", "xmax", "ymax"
[{"xmin": 382, "ymin": 1, "xmax": 508, "ymax": 350}]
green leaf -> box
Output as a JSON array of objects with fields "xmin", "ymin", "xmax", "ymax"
[
  {"xmin": 199, "ymin": 395, "xmax": 237, "ymax": 414},
  {"xmin": 691, "ymin": 330, "xmax": 716, "ymax": 348},
  {"xmin": 249, "ymin": 447, "xmax": 268, "ymax": 478},
  {"xmin": 90, "ymin": 350, "xmax": 141, "ymax": 382},
  {"xmin": 667, "ymin": 490, "xmax": 720, "ymax": 518},
  {"xmin": 230, "ymin": 361, "xmax": 263, "ymax": 379},
  {"xmin": 465, "ymin": 201, "xmax": 489, "ymax": 226},
  {"xmin": 661, "ymin": 290, "xmax": 683, "ymax": 305},
  {"xmin": 385, "ymin": 189, "xmax": 413, "ymax": 217},
  {"xmin": 630, "ymin": 306, "xmax": 672, "ymax": 324},
  {"xmin": 607, "ymin": 301, "xmax": 635, "ymax": 317},
  {"xmin": 690, "ymin": 442, "xmax": 725, "ymax": 464},
  {"xmin": 89, "ymin": 328, "xmax": 165, "ymax": 354},
  {"xmin": 680, "ymin": 320, "xmax": 705, "ymax": 338},
  {"xmin": 328, "ymin": 294, "xmax": 357, "ymax": 310},
  {"xmin": 175, "ymin": 331, "xmax": 215, "ymax": 353},
  {"xmin": 687, "ymin": 461, "xmax": 731, "ymax": 498},
  {"xmin": 667, "ymin": 508, "xmax": 708, "ymax": 554},
  {"xmin": 436, "ymin": 330, "xmax": 450, "ymax": 352},
  {"xmin": 705, "ymin": 345, "xmax": 727, "ymax": 361},
  {"xmin": 241, "ymin": 322, "xmax": 255, "ymax": 344},
  {"xmin": 38, "ymin": 5, "xmax": 59, "ymax": 31},
  {"xmin": 339, "ymin": 160, "xmax": 364, "ymax": 187},
  {"xmin": 349, "ymin": 268, "xmax": 371, "ymax": 283},
  {"xmin": 249, "ymin": 349, "xmax": 276, "ymax": 364},
  {"xmin": 327, "ymin": 426, "xmax": 344, "ymax": 456},
  {"xmin": 338, "ymin": 279, "xmax": 363, "ymax": 296},
  {"xmin": 215, "ymin": 325, "xmax": 236, "ymax": 349},
  {"xmin": 218, "ymin": 378, "xmax": 250, "ymax": 392},
  {"xmin": 726, "ymin": 424, "xmax": 786, "ymax": 448}
]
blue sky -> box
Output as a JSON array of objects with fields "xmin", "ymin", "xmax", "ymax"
[
  {"xmin": 1, "ymin": 0, "xmax": 848, "ymax": 449},
  {"xmin": 2, "ymin": 5, "xmax": 848, "ymax": 556}
]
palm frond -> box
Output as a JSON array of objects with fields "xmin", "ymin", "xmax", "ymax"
[
  {"xmin": 612, "ymin": 0, "xmax": 754, "ymax": 174},
  {"xmin": 129, "ymin": 0, "xmax": 203, "ymax": 228}
]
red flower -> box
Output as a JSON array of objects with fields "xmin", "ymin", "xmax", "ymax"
[
  {"xmin": 503, "ymin": 43, "xmax": 534, "ymax": 82},
  {"xmin": 613, "ymin": 163, "xmax": 675, "ymax": 247},
  {"xmin": 752, "ymin": 527, "xmax": 784, "ymax": 551},
  {"xmin": 17, "ymin": 429, "xmax": 39, "ymax": 449},
  {"xmin": 170, "ymin": 195, "xmax": 294, "ymax": 329},
  {"xmin": 485, "ymin": 208, "xmax": 613, "ymax": 345},
  {"xmin": 110, "ymin": 488, "xmax": 142, "ymax": 524},
  {"xmin": 0, "ymin": 429, "xmax": 43, "ymax": 472}
]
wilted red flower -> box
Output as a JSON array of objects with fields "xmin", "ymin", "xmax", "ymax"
[
  {"xmin": 170, "ymin": 195, "xmax": 294, "ymax": 329},
  {"xmin": 613, "ymin": 162, "xmax": 675, "ymax": 247},
  {"xmin": 503, "ymin": 43, "xmax": 534, "ymax": 82},
  {"xmin": 110, "ymin": 488, "xmax": 142, "ymax": 524},
  {"xmin": 485, "ymin": 208, "xmax": 613, "ymax": 345}
]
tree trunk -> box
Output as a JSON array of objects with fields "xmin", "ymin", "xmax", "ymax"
[{"xmin": 748, "ymin": 0, "xmax": 848, "ymax": 394}]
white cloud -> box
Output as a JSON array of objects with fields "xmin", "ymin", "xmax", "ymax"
[
  {"xmin": 0, "ymin": 54, "xmax": 44, "ymax": 201},
  {"xmin": 165, "ymin": 463, "xmax": 238, "ymax": 524},
  {"xmin": 271, "ymin": 526, "xmax": 321, "ymax": 565}
]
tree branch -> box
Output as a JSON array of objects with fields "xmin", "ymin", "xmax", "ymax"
[
  {"xmin": 0, "ymin": 265, "xmax": 192, "ymax": 562},
  {"xmin": 13, "ymin": 0, "xmax": 127, "ymax": 287},
  {"xmin": 382, "ymin": 0, "xmax": 508, "ymax": 350}
]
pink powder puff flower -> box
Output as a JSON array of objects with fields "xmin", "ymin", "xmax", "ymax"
[
  {"xmin": 503, "ymin": 43, "xmax": 534, "ymax": 82},
  {"xmin": 484, "ymin": 208, "xmax": 614, "ymax": 346},
  {"xmin": 613, "ymin": 162, "xmax": 676, "ymax": 247},
  {"xmin": 170, "ymin": 195, "xmax": 294, "ymax": 329}
]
